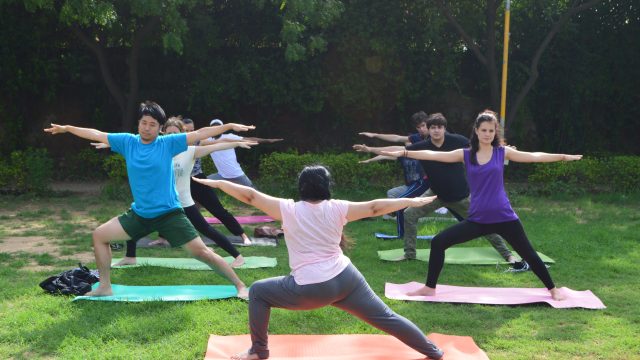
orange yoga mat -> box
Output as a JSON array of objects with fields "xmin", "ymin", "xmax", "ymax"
[{"xmin": 205, "ymin": 333, "xmax": 489, "ymax": 360}]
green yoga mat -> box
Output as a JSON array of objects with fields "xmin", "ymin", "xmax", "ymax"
[
  {"xmin": 73, "ymin": 283, "xmax": 239, "ymax": 302},
  {"xmin": 111, "ymin": 256, "xmax": 277, "ymax": 270},
  {"xmin": 378, "ymin": 247, "xmax": 555, "ymax": 264}
]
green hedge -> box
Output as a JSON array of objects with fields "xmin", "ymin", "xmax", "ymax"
[
  {"xmin": 101, "ymin": 154, "xmax": 131, "ymax": 201},
  {"xmin": 258, "ymin": 151, "xmax": 400, "ymax": 199},
  {"xmin": 528, "ymin": 155, "xmax": 640, "ymax": 194},
  {"xmin": 0, "ymin": 148, "xmax": 53, "ymax": 195}
]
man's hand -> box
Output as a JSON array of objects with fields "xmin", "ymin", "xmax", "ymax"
[
  {"xmin": 90, "ymin": 142, "xmax": 110, "ymax": 149},
  {"xmin": 358, "ymin": 132, "xmax": 377, "ymax": 138},
  {"xmin": 43, "ymin": 123, "xmax": 68, "ymax": 135}
]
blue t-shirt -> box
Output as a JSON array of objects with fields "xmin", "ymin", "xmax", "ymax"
[{"xmin": 107, "ymin": 133, "xmax": 188, "ymax": 218}]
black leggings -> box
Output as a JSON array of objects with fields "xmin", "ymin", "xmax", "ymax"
[
  {"xmin": 426, "ymin": 219, "xmax": 555, "ymax": 289},
  {"xmin": 190, "ymin": 172, "xmax": 245, "ymax": 236},
  {"xmin": 125, "ymin": 205, "xmax": 241, "ymax": 258}
]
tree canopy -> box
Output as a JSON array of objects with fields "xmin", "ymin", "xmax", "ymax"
[{"xmin": 1, "ymin": 0, "xmax": 638, "ymax": 155}]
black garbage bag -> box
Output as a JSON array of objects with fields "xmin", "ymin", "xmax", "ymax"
[{"xmin": 39, "ymin": 263, "xmax": 100, "ymax": 295}]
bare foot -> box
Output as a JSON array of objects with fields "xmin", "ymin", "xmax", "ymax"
[
  {"xmin": 230, "ymin": 350, "xmax": 260, "ymax": 360},
  {"xmin": 231, "ymin": 255, "xmax": 245, "ymax": 268},
  {"xmin": 149, "ymin": 238, "xmax": 170, "ymax": 247},
  {"xmin": 241, "ymin": 234, "xmax": 252, "ymax": 246},
  {"xmin": 113, "ymin": 257, "xmax": 137, "ymax": 266},
  {"xmin": 236, "ymin": 286, "xmax": 249, "ymax": 300},
  {"xmin": 406, "ymin": 286, "xmax": 436, "ymax": 297},
  {"xmin": 549, "ymin": 287, "xmax": 566, "ymax": 301},
  {"xmin": 85, "ymin": 285, "xmax": 113, "ymax": 297}
]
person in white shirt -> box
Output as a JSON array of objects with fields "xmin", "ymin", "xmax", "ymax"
[{"xmin": 203, "ymin": 119, "xmax": 282, "ymax": 188}]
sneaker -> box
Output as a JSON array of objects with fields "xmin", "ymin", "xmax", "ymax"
[
  {"xmin": 506, "ymin": 260, "xmax": 530, "ymax": 272},
  {"xmin": 110, "ymin": 243, "xmax": 123, "ymax": 251}
]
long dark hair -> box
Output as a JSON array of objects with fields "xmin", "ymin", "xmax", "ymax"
[
  {"xmin": 297, "ymin": 165, "xmax": 353, "ymax": 250},
  {"xmin": 469, "ymin": 110, "xmax": 501, "ymax": 165}
]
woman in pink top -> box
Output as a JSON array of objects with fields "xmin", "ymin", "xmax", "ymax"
[{"xmin": 193, "ymin": 165, "xmax": 444, "ymax": 360}]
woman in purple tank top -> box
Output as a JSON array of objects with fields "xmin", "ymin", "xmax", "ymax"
[{"xmin": 382, "ymin": 110, "xmax": 582, "ymax": 301}]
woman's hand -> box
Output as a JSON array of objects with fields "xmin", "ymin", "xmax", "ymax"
[
  {"xmin": 406, "ymin": 195, "xmax": 437, "ymax": 208},
  {"xmin": 191, "ymin": 177, "xmax": 222, "ymax": 188},
  {"xmin": 562, "ymin": 154, "xmax": 582, "ymax": 161},
  {"xmin": 227, "ymin": 123, "xmax": 255, "ymax": 132},
  {"xmin": 237, "ymin": 141, "xmax": 258, "ymax": 149},
  {"xmin": 352, "ymin": 144, "xmax": 370, "ymax": 152},
  {"xmin": 380, "ymin": 150, "xmax": 404, "ymax": 158}
]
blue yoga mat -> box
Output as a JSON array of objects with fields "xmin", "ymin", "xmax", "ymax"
[{"xmin": 73, "ymin": 283, "xmax": 240, "ymax": 302}]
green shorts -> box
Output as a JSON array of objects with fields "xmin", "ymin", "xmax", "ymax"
[{"xmin": 118, "ymin": 208, "xmax": 198, "ymax": 248}]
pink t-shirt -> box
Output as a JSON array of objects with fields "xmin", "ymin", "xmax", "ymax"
[{"xmin": 279, "ymin": 199, "xmax": 352, "ymax": 285}]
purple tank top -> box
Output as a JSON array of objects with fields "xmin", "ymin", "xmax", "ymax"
[{"xmin": 464, "ymin": 147, "xmax": 518, "ymax": 223}]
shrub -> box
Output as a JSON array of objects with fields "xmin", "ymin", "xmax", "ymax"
[
  {"xmin": 527, "ymin": 156, "xmax": 640, "ymax": 194},
  {"xmin": 101, "ymin": 154, "xmax": 131, "ymax": 201},
  {"xmin": 258, "ymin": 151, "xmax": 400, "ymax": 198},
  {"xmin": 0, "ymin": 148, "xmax": 53, "ymax": 195},
  {"xmin": 56, "ymin": 148, "xmax": 108, "ymax": 180}
]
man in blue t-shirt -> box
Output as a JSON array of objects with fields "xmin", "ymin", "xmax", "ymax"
[
  {"xmin": 355, "ymin": 113, "xmax": 516, "ymax": 262},
  {"xmin": 44, "ymin": 101, "xmax": 254, "ymax": 298}
]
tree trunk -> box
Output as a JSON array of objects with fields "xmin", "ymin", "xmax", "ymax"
[
  {"xmin": 437, "ymin": 0, "xmax": 603, "ymax": 133},
  {"xmin": 506, "ymin": 0, "xmax": 604, "ymax": 130},
  {"xmin": 72, "ymin": 18, "xmax": 160, "ymax": 131}
]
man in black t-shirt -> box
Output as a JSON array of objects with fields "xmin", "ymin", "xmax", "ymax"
[{"xmin": 355, "ymin": 113, "xmax": 516, "ymax": 261}]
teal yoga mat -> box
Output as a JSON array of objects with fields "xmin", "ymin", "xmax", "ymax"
[
  {"xmin": 73, "ymin": 283, "xmax": 239, "ymax": 302},
  {"xmin": 111, "ymin": 256, "xmax": 277, "ymax": 270},
  {"xmin": 378, "ymin": 247, "xmax": 555, "ymax": 264}
]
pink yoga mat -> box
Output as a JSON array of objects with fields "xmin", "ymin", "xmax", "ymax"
[
  {"xmin": 206, "ymin": 215, "xmax": 274, "ymax": 224},
  {"xmin": 385, "ymin": 282, "xmax": 606, "ymax": 309},
  {"xmin": 205, "ymin": 333, "xmax": 489, "ymax": 360}
]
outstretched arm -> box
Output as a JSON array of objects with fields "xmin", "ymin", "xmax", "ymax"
[
  {"xmin": 353, "ymin": 144, "xmax": 406, "ymax": 156},
  {"xmin": 358, "ymin": 132, "xmax": 410, "ymax": 144},
  {"xmin": 191, "ymin": 178, "xmax": 282, "ymax": 220},
  {"xmin": 346, "ymin": 196, "xmax": 437, "ymax": 222},
  {"xmin": 359, "ymin": 155, "xmax": 396, "ymax": 164},
  {"xmin": 505, "ymin": 147, "xmax": 582, "ymax": 163},
  {"xmin": 242, "ymin": 137, "xmax": 283, "ymax": 144},
  {"xmin": 186, "ymin": 123, "xmax": 255, "ymax": 145},
  {"xmin": 44, "ymin": 124, "xmax": 109, "ymax": 144},
  {"xmin": 193, "ymin": 141, "xmax": 258, "ymax": 159},
  {"xmin": 381, "ymin": 148, "xmax": 464, "ymax": 163}
]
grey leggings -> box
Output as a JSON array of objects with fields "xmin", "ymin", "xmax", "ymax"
[{"xmin": 247, "ymin": 263, "xmax": 443, "ymax": 359}]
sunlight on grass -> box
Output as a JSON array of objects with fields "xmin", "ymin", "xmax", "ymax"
[{"xmin": 0, "ymin": 192, "xmax": 638, "ymax": 359}]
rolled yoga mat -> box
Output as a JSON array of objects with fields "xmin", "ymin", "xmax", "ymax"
[
  {"xmin": 205, "ymin": 333, "xmax": 489, "ymax": 360},
  {"xmin": 73, "ymin": 283, "xmax": 240, "ymax": 302},
  {"xmin": 385, "ymin": 282, "xmax": 606, "ymax": 309},
  {"xmin": 378, "ymin": 247, "xmax": 555, "ymax": 264},
  {"xmin": 111, "ymin": 256, "xmax": 277, "ymax": 270}
]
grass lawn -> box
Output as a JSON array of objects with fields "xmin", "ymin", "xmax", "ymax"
[{"xmin": 0, "ymin": 190, "xmax": 638, "ymax": 359}]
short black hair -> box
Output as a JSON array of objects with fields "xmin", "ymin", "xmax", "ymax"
[
  {"xmin": 138, "ymin": 101, "xmax": 166, "ymax": 125},
  {"xmin": 182, "ymin": 118, "xmax": 194, "ymax": 125},
  {"xmin": 426, "ymin": 113, "xmax": 447, "ymax": 128},
  {"xmin": 298, "ymin": 165, "xmax": 332, "ymax": 201},
  {"xmin": 410, "ymin": 111, "xmax": 428, "ymax": 127}
]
